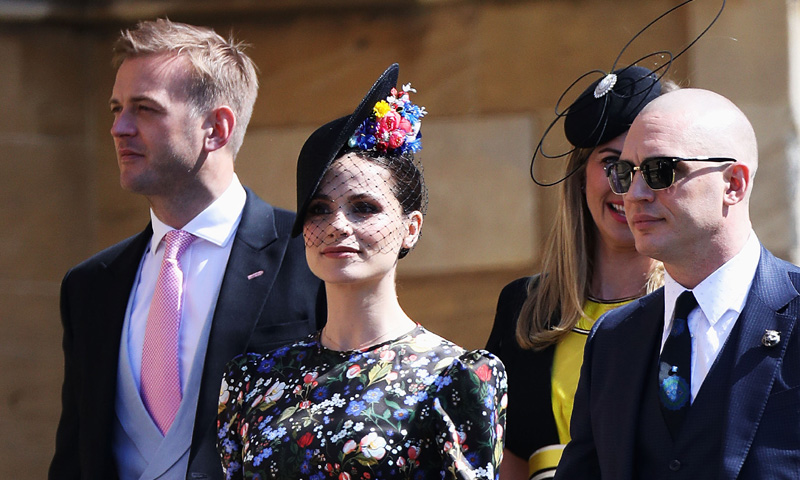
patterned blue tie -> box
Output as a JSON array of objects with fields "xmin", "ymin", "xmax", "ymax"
[{"xmin": 658, "ymin": 290, "xmax": 697, "ymax": 438}]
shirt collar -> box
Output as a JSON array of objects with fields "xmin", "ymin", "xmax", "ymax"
[
  {"xmin": 664, "ymin": 230, "xmax": 761, "ymax": 325},
  {"xmin": 149, "ymin": 174, "xmax": 247, "ymax": 254}
]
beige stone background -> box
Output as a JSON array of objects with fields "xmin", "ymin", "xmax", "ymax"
[{"xmin": 1, "ymin": 0, "xmax": 797, "ymax": 475}]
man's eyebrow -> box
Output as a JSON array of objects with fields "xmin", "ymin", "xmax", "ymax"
[{"xmin": 108, "ymin": 95, "xmax": 162, "ymax": 107}]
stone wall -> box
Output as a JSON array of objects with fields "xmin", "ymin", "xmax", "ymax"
[{"xmin": 0, "ymin": 0, "xmax": 793, "ymax": 476}]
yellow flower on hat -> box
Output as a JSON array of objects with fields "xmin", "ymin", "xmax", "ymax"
[{"xmin": 373, "ymin": 100, "xmax": 390, "ymax": 118}]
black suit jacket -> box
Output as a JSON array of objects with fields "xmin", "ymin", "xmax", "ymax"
[
  {"xmin": 49, "ymin": 188, "xmax": 325, "ymax": 479},
  {"xmin": 554, "ymin": 246, "xmax": 800, "ymax": 479}
]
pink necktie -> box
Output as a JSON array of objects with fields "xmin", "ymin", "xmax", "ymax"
[{"xmin": 141, "ymin": 229, "xmax": 195, "ymax": 435}]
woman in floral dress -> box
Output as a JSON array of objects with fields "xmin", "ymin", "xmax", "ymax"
[{"xmin": 217, "ymin": 64, "xmax": 507, "ymax": 480}]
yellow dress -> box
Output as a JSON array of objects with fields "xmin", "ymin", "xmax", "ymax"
[{"xmin": 528, "ymin": 298, "xmax": 634, "ymax": 479}]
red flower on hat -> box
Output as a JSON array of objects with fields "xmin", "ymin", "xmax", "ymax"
[
  {"xmin": 377, "ymin": 110, "xmax": 402, "ymax": 133},
  {"xmin": 388, "ymin": 130, "xmax": 406, "ymax": 149}
]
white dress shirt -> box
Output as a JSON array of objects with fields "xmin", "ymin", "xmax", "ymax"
[
  {"xmin": 125, "ymin": 174, "xmax": 247, "ymax": 391},
  {"xmin": 660, "ymin": 230, "xmax": 761, "ymax": 402}
]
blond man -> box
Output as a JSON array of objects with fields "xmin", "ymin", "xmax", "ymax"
[{"xmin": 50, "ymin": 19, "xmax": 323, "ymax": 479}]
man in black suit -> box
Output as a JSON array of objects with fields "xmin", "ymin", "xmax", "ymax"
[
  {"xmin": 555, "ymin": 88, "xmax": 800, "ymax": 479},
  {"xmin": 49, "ymin": 19, "xmax": 323, "ymax": 479}
]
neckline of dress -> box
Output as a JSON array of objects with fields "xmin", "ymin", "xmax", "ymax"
[{"xmin": 315, "ymin": 324, "xmax": 422, "ymax": 355}]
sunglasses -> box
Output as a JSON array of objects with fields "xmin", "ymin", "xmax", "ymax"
[{"xmin": 605, "ymin": 156, "xmax": 737, "ymax": 194}]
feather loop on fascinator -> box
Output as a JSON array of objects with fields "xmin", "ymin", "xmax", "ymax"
[{"xmin": 530, "ymin": 0, "xmax": 727, "ymax": 186}]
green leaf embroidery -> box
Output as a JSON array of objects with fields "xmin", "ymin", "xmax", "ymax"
[
  {"xmin": 367, "ymin": 363, "xmax": 392, "ymax": 385},
  {"xmin": 278, "ymin": 404, "xmax": 298, "ymax": 423}
]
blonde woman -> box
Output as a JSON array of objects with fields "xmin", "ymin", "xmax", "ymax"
[{"xmin": 486, "ymin": 66, "xmax": 667, "ymax": 480}]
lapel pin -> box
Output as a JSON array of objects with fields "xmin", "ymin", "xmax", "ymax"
[
  {"xmin": 761, "ymin": 330, "xmax": 781, "ymax": 348},
  {"xmin": 247, "ymin": 270, "xmax": 264, "ymax": 280}
]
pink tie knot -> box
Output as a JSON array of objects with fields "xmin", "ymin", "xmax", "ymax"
[{"xmin": 163, "ymin": 229, "xmax": 195, "ymax": 261}]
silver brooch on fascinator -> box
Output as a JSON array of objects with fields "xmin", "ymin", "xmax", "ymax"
[{"xmin": 593, "ymin": 73, "xmax": 617, "ymax": 98}]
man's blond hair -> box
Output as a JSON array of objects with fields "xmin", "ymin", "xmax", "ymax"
[{"xmin": 113, "ymin": 18, "xmax": 259, "ymax": 157}]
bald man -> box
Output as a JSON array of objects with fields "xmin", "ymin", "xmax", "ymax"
[{"xmin": 554, "ymin": 89, "xmax": 800, "ymax": 479}]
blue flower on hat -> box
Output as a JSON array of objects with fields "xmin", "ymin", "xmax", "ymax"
[
  {"xmin": 402, "ymin": 103, "xmax": 425, "ymax": 124},
  {"xmin": 348, "ymin": 84, "xmax": 426, "ymax": 155},
  {"xmin": 403, "ymin": 136, "xmax": 422, "ymax": 154},
  {"xmin": 350, "ymin": 121, "xmax": 378, "ymax": 150}
]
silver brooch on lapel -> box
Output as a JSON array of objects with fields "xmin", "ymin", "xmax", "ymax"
[{"xmin": 761, "ymin": 330, "xmax": 781, "ymax": 348}]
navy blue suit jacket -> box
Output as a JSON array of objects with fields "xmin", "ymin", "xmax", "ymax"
[
  {"xmin": 555, "ymin": 246, "xmax": 800, "ymax": 479},
  {"xmin": 50, "ymin": 189, "xmax": 325, "ymax": 480}
]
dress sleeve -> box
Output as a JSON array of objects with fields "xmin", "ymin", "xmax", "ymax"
[
  {"xmin": 429, "ymin": 350, "xmax": 508, "ymax": 480},
  {"xmin": 485, "ymin": 277, "xmax": 531, "ymax": 356},
  {"xmin": 217, "ymin": 353, "xmax": 257, "ymax": 480}
]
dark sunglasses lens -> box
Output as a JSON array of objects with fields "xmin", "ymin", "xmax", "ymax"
[
  {"xmin": 607, "ymin": 162, "xmax": 632, "ymax": 194},
  {"xmin": 642, "ymin": 158, "xmax": 675, "ymax": 190}
]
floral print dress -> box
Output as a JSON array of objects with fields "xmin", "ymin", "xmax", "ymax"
[{"xmin": 217, "ymin": 325, "xmax": 507, "ymax": 480}]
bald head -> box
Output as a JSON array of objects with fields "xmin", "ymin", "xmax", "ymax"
[
  {"xmin": 620, "ymin": 88, "xmax": 757, "ymax": 287},
  {"xmin": 636, "ymin": 88, "xmax": 758, "ymax": 176}
]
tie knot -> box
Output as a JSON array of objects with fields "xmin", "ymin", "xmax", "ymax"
[
  {"xmin": 163, "ymin": 230, "xmax": 195, "ymax": 260},
  {"xmin": 674, "ymin": 290, "xmax": 697, "ymax": 321}
]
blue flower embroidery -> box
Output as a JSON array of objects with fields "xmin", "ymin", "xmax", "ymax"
[
  {"xmin": 257, "ymin": 358, "xmax": 275, "ymax": 374},
  {"xmin": 393, "ymin": 408, "xmax": 409, "ymax": 420},
  {"xmin": 312, "ymin": 386, "xmax": 329, "ymax": 401},
  {"xmin": 346, "ymin": 400, "xmax": 367, "ymax": 416},
  {"xmin": 363, "ymin": 388, "xmax": 384, "ymax": 403},
  {"xmin": 670, "ymin": 317, "xmax": 687, "ymax": 336}
]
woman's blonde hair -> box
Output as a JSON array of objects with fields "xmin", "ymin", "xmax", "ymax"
[
  {"xmin": 515, "ymin": 147, "xmax": 663, "ymax": 350},
  {"xmin": 516, "ymin": 148, "xmax": 591, "ymax": 349},
  {"xmin": 516, "ymin": 77, "xmax": 678, "ymax": 350}
]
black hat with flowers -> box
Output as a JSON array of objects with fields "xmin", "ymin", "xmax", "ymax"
[
  {"xmin": 292, "ymin": 63, "xmax": 428, "ymax": 238},
  {"xmin": 292, "ymin": 64, "xmax": 399, "ymax": 237}
]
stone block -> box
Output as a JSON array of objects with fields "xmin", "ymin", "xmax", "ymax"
[
  {"xmin": 236, "ymin": 125, "xmax": 310, "ymax": 212},
  {"xmin": 236, "ymin": 6, "xmax": 480, "ymax": 128},
  {"xmin": 401, "ymin": 114, "xmax": 538, "ymax": 274},
  {"xmin": 0, "ymin": 26, "xmax": 86, "ymax": 136},
  {"xmin": 0, "ymin": 137, "xmax": 92, "ymax": 280}
]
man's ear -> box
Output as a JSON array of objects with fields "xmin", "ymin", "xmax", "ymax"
[
  {"xmin": 402, "ymin": 211, "xmax": 424, "ymax": 250},
  {"xmin": 204, "ymin": 106, "xmax": 235, "ymax": 152},
  {"xmin": 723, "ymin": 163, "xmax": 750, "ymax": 206}
]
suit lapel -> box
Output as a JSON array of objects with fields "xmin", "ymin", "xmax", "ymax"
[
  {"xmin": 603, "ymin": 290, "xmax": 665, "ymax": 479},
  {"xmin": 87, "ymin": 226, "xmax": 151, "ymax": 456},
  {"xmin": 190, "ymin": 190, "xmax": 284, "ymax": 456},
  {"xmin": 203, "ymin": 189, "xmax": 281, "ymax": 378},
  {"xmin": 720, "ymin": 247, "xmax": 800, "ymax": 479}
]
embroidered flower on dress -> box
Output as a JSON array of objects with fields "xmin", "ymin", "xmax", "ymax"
[{"xmin": 217, "ymin": 327, "xmax": 508, "ymax": 479}]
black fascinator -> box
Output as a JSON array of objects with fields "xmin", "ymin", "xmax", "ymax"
[
  {"xmin": 292, "ymin": 65, "xmax": 400, "ymax": 237},
  {"xmin": 292, "ymin": 64, "xmax": 428, "ymax": 242},
  {"xmin": 530, "ymin": 0, "xmax": 727, "ymax": 186}
]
